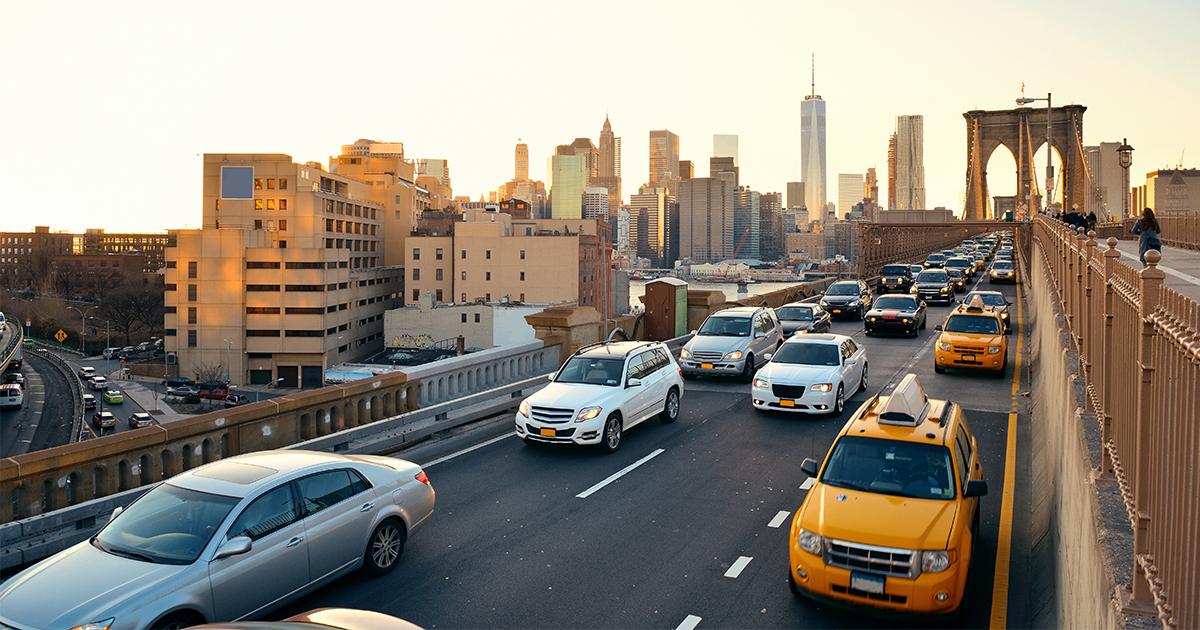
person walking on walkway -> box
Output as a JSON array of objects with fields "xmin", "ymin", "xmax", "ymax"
[{"xmin": 1131, "ymin": 207, "xmax": 1162, "ymax": 267}]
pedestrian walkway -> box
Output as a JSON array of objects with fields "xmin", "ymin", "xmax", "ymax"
[{"xmin": 1110, "ymin": 240, "xmax": 1200, "ymax": 303}]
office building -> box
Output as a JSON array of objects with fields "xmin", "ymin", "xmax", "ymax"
[
  {"xmin": 894, "ymin": 115, "xmax": 925, "ymax": 210},
  {"xmin": 164, "ymin": 151, "xmax": 405, "ymax": 389},
  {"xmin": 678, "ymin": 177, "xmax": 735, "ymax": 263},
  {"xmin": 649, "ymin": 130, "xmax": 680, "ymax": 193},
  {"xmin": 515, "ymin": 140, "xmax": 529, "ymax": 181},
  {"xmin": 629, "ymin": 187, "xmax": 671, "ymax": 264},
  {"xmin": 596, "ymin": 116, "xmax": 623, "ymax": 217},
  {"xmin": 887, "ymin": 134, "xmax": 897, "ymax": 210},
  {"xmin": 710, "ymin": 157, "xmax": 739, "ymax": 187},
  {"xmin": 678, "ymin": 160, "xmax": 694, "ymax": 181},
  {"xmin": 714, "ymin": 134, "xmax": 738, "ymax": 166},
  {"xmin": 787, "ymin": 182, "xmax": 805, "ymax": 212},
  {"xmin": 583, "ymin": 188, "xmax": 610, "ymax": 220},
  {"xmin": 759, "ymin": 192, "xmax": 783, "ymax": 261},
  {"xmin": 548, "ymin": 154, "xmax": 586, "ymax": 219},
  {"xmin": 417, "ymin": 159, "xmax": 451, "ymax": 188},
  {"xmin": 801, "ymin": 83, "xmax": 827, "ymax": 224},
  {"xmin": 1132, "ymin": 168, "xmax": 1200, "ymax": 215},
  {"xmin": 838, "ymin": 174, "xmax": 865, "ymax": 219},
  {"xmin": 734, "ymin": 188, "xmax": 760, "ymax": 260}
]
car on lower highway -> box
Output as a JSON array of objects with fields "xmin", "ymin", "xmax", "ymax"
[
  {"xmin": 788, "ymin": 374, "xmax": 987, "ymax": 619},
  {"xmin": 515, "ymin": 340, "xmax": 683, "ymax": 452},
  {"xmin": 128, "ymin": 412, "xmax": 154, "ymax": 428},
  {"xmin": 0, "ymin": 450, "xmax": 435, "ymax": 630},
  {"xmin": 225, "ymin": 394, "xmax": 251, "ymax": 407},
  {"xmin": 103, "ymin": 389, "xmax": 124, "ymax": 404},
  {"xmin": 83, "ymin": 393, "xmax": 97, "ymax": 409},
  {"xmin": 79, "ymin": 366, "xmax": 96, "ymax": 379},
  {"xmin": 91, "ymin": 411, "xmax": 116, "ymax": 428},
  {"xmin": 163, "ymin": 377, "xmax": 195, "ymax": 389},
  {"xmin": 168, "ymin": 385, "xmax": 201, "ymax": 397},
  {"xmin": 90, "ymin": 376, "xmax": 109, "ymax": 391},
  {"xmin": 751, "ymin": 333, "xmax": 866, "ymax": 416}
]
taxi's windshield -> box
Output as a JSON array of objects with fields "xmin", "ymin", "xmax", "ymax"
[
  {"xmin": 944, "ymin": 315, "xmax": 1001, "ymax": 335},
  {"xmin": 820, "ymin": 437, "xmax": 956, "ymax": 500}
]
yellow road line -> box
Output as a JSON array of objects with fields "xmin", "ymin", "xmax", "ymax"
[{"xmin": 990, "ymin": 281, "xmax": 1023, "ymax": 628}]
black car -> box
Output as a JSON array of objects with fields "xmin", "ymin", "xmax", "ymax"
[
  {"xmin": 948, "ymin": 268, "xmax": 967, "ymax": 292},
  {"xmin": 864, "ymin": 294, "xmax": 927, "ymax": 337},
  {"xmin": 945, "ymin": 256, "xmax": 975, "ymax": 280},
  {"xmin": 912, "ymin": 269, "xmax": 956, "ymax": 304},
  {"xmin": 819, "ymin": 280, "xmax": 873, "ymax": 320},
  {"xmin": 162, "ymin": 377, "xmax": 195, "ymax": 388},
  {"xmin": 924, "ymin": 253, "xmax": 947, "ymax": 268},
  {"xmin": 876, "ymin": 264, "xmax": 915, "ymax": 294},
  {"xmin": 775, "ymin": 303, "xmax": 832, "ymax": 338}
]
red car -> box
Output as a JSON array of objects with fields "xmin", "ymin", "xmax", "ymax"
[{"xmin": 198, "ymin": 388, "xmax": 228, "ymax": 400}]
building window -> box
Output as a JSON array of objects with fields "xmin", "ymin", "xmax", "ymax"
[
  {"xmin": 486, "ymin": 250, "xmax": 491, "ymax": 260},
  {"xmin": 435, "ymin": 289, "xmax": 443, "ymax": 302},
  {"xmin": 412, "ymin": 289, "xmax": 419, "ymax": 302},
  {"xmin": 187, "ymin": 261, "xmax": 197, "ymax": 279},
  {"xmin": 267, "ymin": 178, "xmax": 275, "ymax": 189},
  {"xmin": 278, "ymin": 220, "xmax": 287, "ymax": 231},
  {"xmin": 461, "ymin": 271, "xmax": 466, "ymax": 280},
  {"xmin": 486, "ymin": 293, "xmax": 490, "ymax": 302},
  {"xmin": 254, "ymin": 219, "xmax": 263, "ymax": 230},
  {"xmin": 246, "ymin": 307, "xmax": 281, "ymax": 314},
  {"xmin": 326, "ymin": 239, "xmax": 333, "ymax": 249},
  {"xmin": 486, "ymin": 272, "xmax": 491, "ymax": 281},
  {"xmin": 279, "ymin": 178, "xmax": 287, "ymax": 190},
  {"xmin": 255, "ymin": 199, "xmax": 263, "ymax": 210},
  {"xmin": 461, "ymin": 250, "xmax": 466, "ymax": 259},
  {"xmin": 278, "ymin": 240, "xmax": 286, "ymax": 248},
  {"xmin": 246, "ymin": 330, "xmax": 281, "ymax": 337},
  {"xmin": 254, "ymin": 179, "xmax": 263, "ymax": 190},
  {"xmin": 246, "ymin": 284, "xmax": 281, "ymax": 291},
  {"xmin": 187, "ymin": 307, "xmax": 197, "ymax": 324},
  {"xmin": 412, "ymin": 268, "xmax": 420, "ymax": 281},
  {"xmin": 247, "ymin": 261, "xmax": 281, "ymax": 269},
  {"xmin": 474, "ymin": 313, "xmax": 481, "ymax": 323},
  {"xmin": 435, "ymin": 268, "xmax": 443, "ymax": 281},
  {"xmin": 279, "ymin": 199, "xmax": 287, "ymax": 210},
  {"xmin": 412, "ymin": 248, "xmax": 420, "ymax": 261},
  {"xmin": 520, "ymin": 250, "xmax": 526, "ymax": 259},
  {"xmin": 326, "ymin": 219, "xmax": 334, "ymax": 232},
  {"xmin": 461, "ymin": 293, "xmax": 466, "ymax": 302},
  {"xmin": 436, "ymin": 248, "xmax": 443, "ymax": 260},
  {"xmin": 266, "ymin": 199, "xmax": 276, "ymax": 210},
  {"xmin": 461, "ymin": 313, "xmax": 467, "ymax": 323},
  {"xmin": 525, "ymin": 227, "xmax": 532, "ymax": 236},
  {"xmin": 188, "ymin": 330, "xmax": 197, "ymax": 347},
  {"xmin": 520, "ymin": 293, "xmax": 525, "ymax": 301},
  {"xmin": 520, "ymin": 272, "xmax": 525, "ymax": 281},
  {"xmin": 187, "ymin": 284, "xmax": 197, "ymax": 301}
]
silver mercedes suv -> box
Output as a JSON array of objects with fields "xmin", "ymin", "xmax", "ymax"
[{"xmin": 679, "ymin": 306, "xmax": 782, "ymax": 382}]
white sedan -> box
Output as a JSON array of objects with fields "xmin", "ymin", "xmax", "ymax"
[{"xmin": 751, "ymin": 333, "xmax": 867, "ymax": 415}]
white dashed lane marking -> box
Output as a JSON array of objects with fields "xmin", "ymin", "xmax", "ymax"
[
  {"xmin": 675, "ymin": 615, "xmax": 702, "ymax": 630},
  {"xmin": 724, "ymin": 556, "xmax": 753, "ymax": 578},
  {"xmin": 768, "ymin": 510, "xmax": 791, "ymax": 528},
  {"xmin": 576, "ymin": 449, "xmax": 665, "ymax": 498},
  {"xmin": 800, "ymin": 477, "xmax": 815, "ymax": 490}
]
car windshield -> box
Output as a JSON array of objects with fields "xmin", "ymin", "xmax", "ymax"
[
  {"xmin": 820, "ymin": 436, "xmax": 956, "ymax": 500},
  {"xmin": 947, "ymin": 259, "xmax": 969, "ymax": 266},
  {"xmin": 881, "ymin": 265, "xmax": 908, "ymax": 276},
  {"xmin": 95, "ymin": 483, "xmax": 240, "ymax": 565},
  {"xmin": 949, "ymin": 270, "xmax": 964, "ymax": 279},
  {"xmin": 917, "ymin": 271, "xmax": 948, "ymax": 282},
  {"xmin": 968, "ymin": 293, "xmax": 1006, "ymax": 307},
  {"xmin": 825, "ymin": 283, "xmax": 859, "ymax": 296},
  {"xmin": 772, "ymin": 342, "xmax": 840, "ymax": 366},
  {"xmin": 776, "ymin": 306, "xmax": 813, "ymax": 321},
  {"xmin": 926, "ymin": 254, "xmax": 945, "ymax": 262},
  {"xmin": 944, "ymin": 314, "xmax": 1001, "ymax": 335},
  {"xmin": 873, "ymin": 296, "xmax": 915, "ymax": 310},
  {"xmin": 556, "ymin": 357, "xmax": 624, "ymax": 386},
  {"xmin": 698, "ymin": 316, "xmax": 751, "ymax": 336}
]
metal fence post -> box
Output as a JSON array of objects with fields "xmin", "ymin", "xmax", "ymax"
[{"xmin": 1096, "ymin": 237, "xmax": 1121, "ymax": 483}]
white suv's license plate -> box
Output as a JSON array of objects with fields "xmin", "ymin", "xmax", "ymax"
[{"xmin": 851, "ymin": 571, "xmax": 885, "ymax": 594}]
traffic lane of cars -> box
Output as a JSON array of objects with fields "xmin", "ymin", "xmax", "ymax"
[
  {"xmin": 277, "ymin": 312, "xmax": 1026, "ymax": 629},
  {"xmin": 1, "ymin": 352, "xmax": 73, "ymax": 456}
]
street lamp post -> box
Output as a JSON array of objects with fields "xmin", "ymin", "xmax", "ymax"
[
  {"xmin": 67, "ymin": 305, "xmax": 98, "ymax": 353},
  {"xmin": 1117, "ymin": 138, "xmax": 1135, "ymax": 221},
  {"xmin": 255, "ymin": 377, "xmax": 285, "ymax": 403},
  {"xmin": 222, "ymin": 339, "xmax": 232, "ymax": 383},
  {"xmin": 1016, "ymin": 92, "xmax": 1053, "ymax": 213}
]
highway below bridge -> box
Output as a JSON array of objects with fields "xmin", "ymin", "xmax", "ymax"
[{"xmin": 266, "ymin": 277, "xmax": 1034, "ymax": 629}]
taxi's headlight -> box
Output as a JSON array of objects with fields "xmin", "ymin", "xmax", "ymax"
[
  {"xmin": 575, "ymin": 406, "xmax": 602, "ymax": 422},
  {"xmin": 988, "ymin": 346, "xmax": 1002, "ymax": 354},
  {"xmin": 922, "ymin": 550, "xmax": 954, "ymax": 573},
  {"xmin": 797, "ymin": 528, "xmax": 823, "ymax": 556},
  {"xmin": 69, "ymin": 620, "xmax": 115, "ymax": 630},
  {"xmin": 753, "ymin": 377, "xmax": 769, "ymax": 388},
  {"xmin": 725, "ymin": 351, "xmax": 744, "ymax": 361},
  {"xmin": 811, "ymin": 383, "xmax": 833, "ymax": 392},
  {"xmin": 518, "ymin": 400, "xmax": 530, "ymax": 416},
  {"xmin": 938, "ymin": 342, "xmax": 952, "ymax": 351}
]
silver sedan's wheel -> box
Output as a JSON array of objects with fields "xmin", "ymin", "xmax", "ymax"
[
  {"xmin": 365, "ymin": 518, "xmax": 406, "ymax": 575},
  {"xmin": 601, "ymin": 414, "xmax": 622, "ymax": 453},
  {"xmin": 659, "ymin": 388, "xmax": 679, "ymax": 423}
]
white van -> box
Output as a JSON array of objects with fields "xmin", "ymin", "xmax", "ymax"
[
  {"xmin": 102, "ymin": 347, "xmax": 120, "ymax": 359},
  {"xmin": 0, "ymin": 385, "xmax": 22, "ymax": 410}
]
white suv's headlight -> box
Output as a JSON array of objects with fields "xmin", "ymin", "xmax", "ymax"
[
  {"xmin": 680, "ymin": 348, "xmax": 691, "ymax": 359},
  {"xmin": 725, "ymin": 351, "xmax": 744, "ymax": 361},
  {"xmin": 575, "ymin": 406, "xmax": 602, "ymax": 422},
  {"xmin": 811, "ymin": 383, "xmax": 833, "ymax": 392},
  {"xmin": 922, "ymin": 550, "xmax": 953, "ymax": 573},
  {"xmin": 797, "ymin": 528, "xmax": 823, "ymax": 555},
  {"xmin": 519, "ymin": 400, "xmax": 530, "ymax": 417},
  {"xmin": 753, "ymin": 377, "xmax": 769, "ymax": 388}
]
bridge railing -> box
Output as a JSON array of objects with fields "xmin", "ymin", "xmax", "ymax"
[
  {"xmin": 1093, "ymin": 214, "xmax": 1200, "ymax": 251},
  {"xmin": 856, "ymin": 220, "xmax": 1001, "ymax": 278},
  {"xmin": 1034, "ymin": 217, "xmax": 1199, "ymax": 629}
]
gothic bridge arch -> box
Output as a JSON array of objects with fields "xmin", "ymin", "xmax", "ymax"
[{"xmin": 964, "ymin": 104, "xmax": 1087, "ymax": 220}]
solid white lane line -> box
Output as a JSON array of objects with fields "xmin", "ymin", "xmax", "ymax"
[
  {"xmin": 724, "ymin": 556, "xmax": 753, "ymax": 578},
  {"xmin": 675, "ymin": 615, "xmax": 702, "ymax": 630},
  {"xmin": 768, "ymin": 510, "xmax": 791, "ymax": 528},
  {"xmin": 800, "ymin": 477, "xmax": 815, "ymax": 490},
  {"xmin": 423, "ymin": 432, "xmax": 514, "ymax": 467},
  {"xmin": 576, "ymin": 448, "xmax": 665, "ymax": 498}
]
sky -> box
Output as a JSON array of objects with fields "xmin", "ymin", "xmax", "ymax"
[{"xmin": 4, "ymin": 0, "xmax": 1198, "ymax": 234}]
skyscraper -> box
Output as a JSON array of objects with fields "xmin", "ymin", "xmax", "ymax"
[
  {"xmin": 596, "ymin": 116, "xmax": 622, "ymax": 217},
  {"xmin": 787, "ymin": 182, "xmax": 805, "ymax": 211},
  {"xmin": 630, "ymin": 186, "xmax": 671, "ymax": 264},
  {"xmin": 801, "ymin": 58, "xmax": 826, "ymax": 225},
  {"xmin": 895, "ymin": 115, "xmax": 926, "ymax": 210},
  {"xmin": 583, "ymin": 187, "xmax": 610, "ymax": 221},
  {"xmin": 417, "ymin": 159, "xmax": 451, "ymax": 187},
  {"xmin": 678, "ymin": 177, "xmax": 735, "ymax": 263},
  {"xmin": 548, "ymin": 154, "xmax": 585, "ymax": 219},
  {"xmin": 838, "ymin": 173, "xmax": 864, "ymax": 219},
  {"xmin": 515, "ymin": 140, "xmax": 529, "ymax": 181},
  {"xmin": 734, "ymin": 187, "xmax": 760, "ymax": 259},
  {"xmin": 649, "ymin": 130, "xmax": 680, "ymax": 193},
  {"xmin": 887, "ymin": 134, "xmax": 897, "ymax": 210},
  {"xmin": 713, "ymin": 134, "xmax": 738, "ymax": 166}
]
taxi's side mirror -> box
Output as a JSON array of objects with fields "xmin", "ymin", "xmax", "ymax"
[
  {"xmin": 935, "ymin": 324, "xmax": 944, "ymax": 332},
  {"xmin": 801, "ymin": 458, "xmax": 819, "ymax": 477},
  {"xmin": 963, "ymin": 479, "xmax": 988, "ymax": 498}
]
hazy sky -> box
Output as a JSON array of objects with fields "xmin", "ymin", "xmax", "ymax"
[{"xmin": 4, "ymin": 0, "xmax": 1197, "ymax": 233}]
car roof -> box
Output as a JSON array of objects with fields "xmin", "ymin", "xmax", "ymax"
[
  {"xmin": 829, "ymin": 280, "xmax": 860, "ymax": 286},
  {"xmin": 713, "ymin": 306, "xmax": 765, "ymax": 316},
  {"xmin": 574, "ymin": 340, "xmax": 659, "ymax": 359},
  {"xmin": 838, "ymin": 374, "xmax": 957, "ymax": 445},
  {"xmin": 782, "ymin": 333, "xmax": 846, "ymax": 345},
  {"xmin": 169, "ymin": 450, "xmax": 382, "ymax": 499}
]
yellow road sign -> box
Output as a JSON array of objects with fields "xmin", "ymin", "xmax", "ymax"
[{"xmin": 55, "ymin": 329, "xmax": 68, "ymax": 343}]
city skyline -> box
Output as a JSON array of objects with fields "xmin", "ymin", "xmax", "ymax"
[{"xmin": 3, "ymin": 0, "xmax": 1198, "ymax": 233}]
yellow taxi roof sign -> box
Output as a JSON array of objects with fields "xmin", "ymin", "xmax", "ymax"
[{"xmin": 876, "ymin": 373, "xmax": 931, "ymax": 426}]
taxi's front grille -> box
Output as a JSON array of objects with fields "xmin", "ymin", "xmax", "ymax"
[
  {"xmin": 690, "ymin": 351, "xmax": 725, "ymax": 362},
  {"xmin": 952, "ymin": 344, "xmax": 986, "ymax": 354},
  {"xmin": 529, "ymin": 406, "xmax": 575, "ymax": 424},
  {"xmin": 826, "ymin": 539, "xmax": 915, "ymax": 577}
]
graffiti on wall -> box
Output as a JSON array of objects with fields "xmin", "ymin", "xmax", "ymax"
[{"xmin": 392, "ymin": 333, "xmax": 434, "ymax": 348}]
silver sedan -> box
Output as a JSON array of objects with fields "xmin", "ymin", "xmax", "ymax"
[{"xmin": 0, "ymin": 450, "xmax": 435, "ymax": 630}]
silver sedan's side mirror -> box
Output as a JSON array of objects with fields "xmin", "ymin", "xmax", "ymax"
[
  {"xmin": 213, "ymin": 536, "xmax": 253, "ymax": 561},
  {"xmin": 110, "ymin": 506, "xmax": 123, "ymax": 522}
]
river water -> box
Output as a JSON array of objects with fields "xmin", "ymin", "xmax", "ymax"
[{"xmin": 626, "ymin": 279, "xmax": 801, "ymax": 312}]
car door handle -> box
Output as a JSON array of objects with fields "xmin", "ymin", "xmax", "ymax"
[
  {"xmin": 286, "ymin": 536, "xmax": 304, "ymax": 547},
  {"xmin": 360, "ymin": 502, "xmax": 375, "ymax": 512}
]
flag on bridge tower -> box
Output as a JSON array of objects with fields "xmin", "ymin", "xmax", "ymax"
[{"xmin": 1021, "ymin": 82, "xmax": 1025, "ymax": 97}]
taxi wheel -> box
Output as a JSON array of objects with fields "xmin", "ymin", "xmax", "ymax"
[
  {"xmin": 934, "ymin": 364, "xmax": 945, "ymax": 374},
  {"xmin": 600, "ymin": 414, "xmax": 622, "ymax": 453}
]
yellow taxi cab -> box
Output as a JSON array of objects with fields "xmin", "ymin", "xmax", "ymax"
[
  {"xmin": 933, "ymin": 296, "xmax": 1009, "ymax": 377},
  {"xmin": 789, "ymin": 374, "xmax": 987, "ymax": 619}
]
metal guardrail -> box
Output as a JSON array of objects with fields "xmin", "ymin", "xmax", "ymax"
[
  {"xmin": 1, "ymin": 315, "xmax": 21, "ymax": 369},
  {"xmin": 1035, "ymin": 218, "xmax": 1199, "ymax": 629}
]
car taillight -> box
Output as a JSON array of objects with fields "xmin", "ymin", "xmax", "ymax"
[{"xmin": 415, "ymin": 470, "xmax": 430, "ymax": 485}]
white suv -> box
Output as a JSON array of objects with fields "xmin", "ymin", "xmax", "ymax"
[{"xmin": 515, "ymin": 341, "xmax": 684, "ymax": 453}]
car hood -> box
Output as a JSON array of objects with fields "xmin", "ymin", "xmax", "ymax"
[
  {"xmin": 820, "ymin": 296, "xmax": 860, "ymax": 304},
  {"xmin": 526, "ymin": 381, "xmax": 624, "ymax": 409},
  {"xmin": 759, "ymin": 363, "xmax": 839, "ymax": 385},
  {"xmin": 0, "ymin": 539, "xmax": 191, "ymax": 629},
  {"xmin": 800, "ymin": 484, "xmax": 956, "ymax": 550},
  {"xmin": 866, "ymin": 307, "xmax": 917, "ymax": 319},
  {"xmin": 781, "ymin": 321, "xmax": 817, "ymax": 334},
  {"xmin": 914, "ymin": 281, "xmax": 949, "ymax": 289},
  {"xmin": 685, "ymin": 335, "xmax": 749, "ymax": 355}
]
